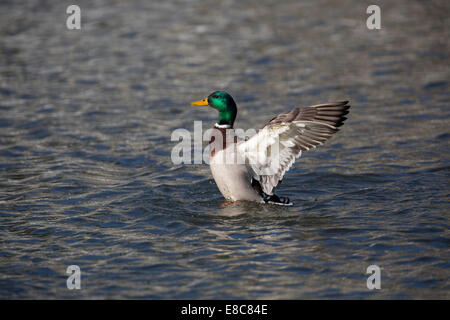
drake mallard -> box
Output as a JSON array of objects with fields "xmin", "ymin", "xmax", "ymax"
[{"xmin": 191, "ymin": 91, "xmax": 350, "ymax": 205}]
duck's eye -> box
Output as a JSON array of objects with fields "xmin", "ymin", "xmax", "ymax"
[{"xmin": 212, "ymin": 95, "xmax": 218, "ymax": 99}]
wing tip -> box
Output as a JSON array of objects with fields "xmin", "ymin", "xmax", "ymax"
[{"xmin": 317, "ymin": 100, "xmax": 351, "ymax": 127}]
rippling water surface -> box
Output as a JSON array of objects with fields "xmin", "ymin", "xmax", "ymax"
[{"xmin": 0, "ymin": 0, "xmax": 449, "ymax": 299}]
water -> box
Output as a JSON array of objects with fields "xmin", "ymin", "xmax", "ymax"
[{"xmin": 0, "ymin": 0, "xmax": 449, "ymax": 299}]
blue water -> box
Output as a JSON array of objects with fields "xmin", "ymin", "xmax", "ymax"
[{"xmin": 0, "ymin": 0, "xmax": 449, "ymax": 299}]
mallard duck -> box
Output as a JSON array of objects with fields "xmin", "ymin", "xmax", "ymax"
[{"xmin": 191, "ymin": 91, "xmax": 350, "ymax": 205}]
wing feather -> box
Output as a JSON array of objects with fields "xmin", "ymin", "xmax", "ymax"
[{"xmin": 238, "ymin": 101, "xmax": 350, "ymax": 194}]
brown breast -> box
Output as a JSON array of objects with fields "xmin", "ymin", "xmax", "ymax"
[{"xmin": 209, "ymin": 126, "xmax": 238, "ymax": 158}]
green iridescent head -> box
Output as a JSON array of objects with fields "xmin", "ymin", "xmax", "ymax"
[{"xmin": 191, "ymin": 91, "xmax": 237, "ymax": 127}]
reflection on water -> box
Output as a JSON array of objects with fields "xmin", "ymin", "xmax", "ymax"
[{"xmin": 0, "ymin": 0, "xmax": 449, "ymax": 298}]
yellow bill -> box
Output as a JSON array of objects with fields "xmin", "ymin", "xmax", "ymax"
[{"xmin": 191, "ymin": 97, "xmax": 209, "ymax": 106}]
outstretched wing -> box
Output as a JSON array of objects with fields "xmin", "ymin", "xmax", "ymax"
[{"xmin": 237, "ymin": 101, "xmax": 350, "ymax": 195}]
